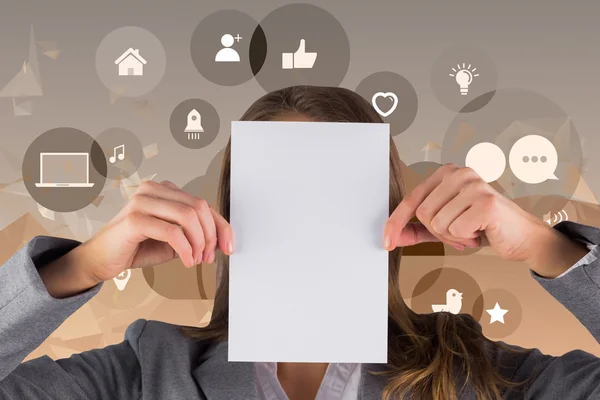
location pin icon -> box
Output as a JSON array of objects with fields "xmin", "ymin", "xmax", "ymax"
[{"xmin": 113, "ymin": 269, "xmax": 132, "ymax": 291}]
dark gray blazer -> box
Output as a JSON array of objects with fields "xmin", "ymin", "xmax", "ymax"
[{"xmin": 2, "ymin": 221, "xmax": 600, "ymax": 399}]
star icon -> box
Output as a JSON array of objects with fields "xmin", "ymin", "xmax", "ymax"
[{"xmin": 486, "ymin": 302, "xmax": 509, "ymax": 324}]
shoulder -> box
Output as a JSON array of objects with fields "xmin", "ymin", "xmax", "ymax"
[{"xmin": 124, "ymin": 319, "xmax": 215, "ymax": 361}]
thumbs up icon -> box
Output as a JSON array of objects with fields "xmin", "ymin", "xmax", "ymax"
[{"xmin": 282, "ymin": 39, "xmax": 318, "ymax": 69}]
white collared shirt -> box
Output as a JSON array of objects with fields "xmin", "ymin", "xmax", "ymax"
[{"xmin": 255, "ymin": 362, "xmax": 361, "ymax": 400}]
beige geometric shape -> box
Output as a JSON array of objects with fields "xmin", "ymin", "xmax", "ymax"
[
  {"xmin": 570, "ymin": 169, "xmax": 598, "ymax": 204},
  {"xmin": 48, "ymin": 343, "xmax": 80, "ymax": 360},
  {"xmin": 0, "ymin": 26, "xmax": 42, "ymax": 98},
  {"xmin": 13, "ymin": 97, "xmax": 33, "ymax": 116},
  {"xmin": 199, "ymin": 310, "xmax": 212, "ymax": 326},
  {"xmin": 92, "ymin": 195, "xmax": 105, "ymax": 207},
  {"xmin": 0, "ymin": 213, "xmax": 49, "ymax": 265},
  {"xmin": 109, "ymin": 86, "xmax": 127, "ymax": 104},
  {"xmin": 143, "ymin": 143, "xmax": 159, "ymax": 159},
  {"xmin": 37, "ymin": 40, "xmax": 58, "ymax": 51},
  {"xmin": 37, "ymin": 203, "xmax": 55, "ymax": 221},
  {"xmin": 142, "ymin": 173, "xmax": 157, "ymax": 182},
  {"xmin": 62, "ymin": 333, "xmax": 105, "ymax": 352},
  {"xmin": 0, "ymin": 62, "xmax": 42, "ymax": 97},
  {"xmin": 43, "ymin": 50, "xmax": 61, "ymax": 60},
  {"xmin": 421, "ymin": 140, "xmax": 442, "ymax": 151},
  {"xmin": 421, "ymin": 140, "xmax": 442, "ymax": 162},
  {"xmin": 60, "ymin": 212, "xmax": 81, "ymax": 240},
  {"xmin": 148, "ymin": 298, "xmax": 209, "ymax": 326},
  {"xmin": 28, "ymin": 25, "xmax": 42, "ymax": 89},
  {"xmin": 449, "ymin": 121, "xmax": 478, "ymax": 155},
  {"xmin": 52, "ymin": 303, "xmax": 103, "ymax": 341}
]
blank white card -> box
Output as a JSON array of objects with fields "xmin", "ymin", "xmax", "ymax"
[{"xmin": 229, "ymin": 121, "xmax": 389, "ymax": 363}]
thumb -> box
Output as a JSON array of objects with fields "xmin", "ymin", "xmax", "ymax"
[
  {"xmin": 392, "ymin": 222, "xmax": 440, "ymax": 247},
  {"xmin": 295, "ymin": 39, "xmax": 306, "ymax": 54}
]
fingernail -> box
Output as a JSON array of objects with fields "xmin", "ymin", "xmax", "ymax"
[
  {"xmin": 189, "ymin": 256, "xmax": 196, "ymax": 267},
  {"xmin": 207, "ymin": 251, "xmax": 215, "ymax": 264},
  {"xmin": 227, "ymin": 241, "xmax": 234, "ymax": 255},
  {"xmin": 383, "ymin": 235, "xmax": 391, "ymax": 250},
  {"xmin": 453, "ymin": 244, "xmax": 465, "ymax": 251}
]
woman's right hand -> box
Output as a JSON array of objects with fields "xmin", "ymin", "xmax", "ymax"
[{"xmin": 39, "ymin": 180, "xmax": 234, "ymax": 297}]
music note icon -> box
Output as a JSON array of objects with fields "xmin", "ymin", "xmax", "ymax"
[{"xmin": 109, "ymin": 144, "xmax": 125, "ymax": 164}]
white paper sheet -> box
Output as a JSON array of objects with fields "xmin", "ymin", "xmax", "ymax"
[{"xmin": 229, "ymin": 121, "xmax": 389, "ymax": 363}]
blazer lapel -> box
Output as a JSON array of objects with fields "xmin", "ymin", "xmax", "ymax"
[
  {"xmin": 193, "ymin": 342, "xmax": 258, "ymax": 400},
  {"xmin": 360, "ymin": 363, "xmax": 389, "ymax": 400}
]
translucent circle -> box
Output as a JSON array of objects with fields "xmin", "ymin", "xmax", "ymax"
[
  {"xmin": 142, "ymin": 175, "xmax": 218, "ymax": 300},
  {"xmin": 96, "ymin": 26, "xmax": 166, "ymax": 98},
  {"xmin": 441, "ymin": 88, "xmax": 582, "ymax": 213},
  {"xmin": 251, "ymin": 3, "xmax": 350, "ymax": 92},
  {"xmin": 191, "ymin": 10, "xmax": 266, "ymax": 86},
  {"xmin": 476, "ymin": 288, "xmax": 522, "ymax": 338},
  {"xmin": 431, "ymin": 46, "xmax": 498, "ymax": 113},
  {"xmin": 22, "ymin": 128, "xmax": 107, "ymax": 212},
  {"xmin": 411, "ymin": 267, "xmax": 484, "ymax": 320},
  {"xmin": 405, "ymin": 161, "xmax": 482, "ymax": 256},
  {"xmin": 170, "ymin": 99, "xmax": 220, "ymax": 150},
  {"xmin": 464, "ymin": 142, "xmax": 506, "ymax": 183},
  {"xmin": 92, "ymin": 128, "xmax": 144, "ymax": 180},
  {"xmin": 355, "ymin": 72, "xmax": 418, "ymax": 137},
  {"xmin": 94, "ymin": 269, "xmax": 153, "ymax": 310},
  {"xmin": 517, "ymin": 195, "xmax": 579, "ymax": 227}
]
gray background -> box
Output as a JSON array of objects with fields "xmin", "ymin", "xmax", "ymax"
[{"xmin": 1, "ymin": 0, "xmax": 598, "ymax": 192}]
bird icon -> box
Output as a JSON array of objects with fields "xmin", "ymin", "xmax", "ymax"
[{"xmin": 431, "ymin": 289, "xmax": 463, "ymax": 315}]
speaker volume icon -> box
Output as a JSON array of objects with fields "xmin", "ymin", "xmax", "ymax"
[
  {"xmin": 544, "ymin": 210, "xmax": 568, "ymax": 225},
  {"xmin": 185, "ymin": 109, "xmax": 204, "ymax": 140}
]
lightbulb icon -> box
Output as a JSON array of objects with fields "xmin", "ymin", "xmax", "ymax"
[{"xmin": 449, "ymin": 63, "xmax": 479, "ymax": 95}]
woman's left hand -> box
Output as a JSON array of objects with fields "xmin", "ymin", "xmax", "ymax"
[{"xmin": 383, "ymin": 164, "xmax": 589, "ymax": 278}]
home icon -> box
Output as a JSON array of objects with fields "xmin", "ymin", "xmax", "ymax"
[{"xmin": 115, "ymin": 48, "xmax": 147, "ymax": 76}]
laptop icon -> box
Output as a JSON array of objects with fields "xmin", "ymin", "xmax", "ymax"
[{"xmin": 35, "ymin": 152, "xmax": 95, "ymax": 188}]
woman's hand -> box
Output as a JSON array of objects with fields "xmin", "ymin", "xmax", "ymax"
[
  {"xmin": 39, "ymin": 181, "xmax": 234, "ymax": 298},
  {"xmin": 383, "ymin": 164, "xmax": 589, "ymax": 278}
]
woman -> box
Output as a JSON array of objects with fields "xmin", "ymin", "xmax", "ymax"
[{"xmin": 1, "ymin": 86, "xmax": 600, "ymax": 400}]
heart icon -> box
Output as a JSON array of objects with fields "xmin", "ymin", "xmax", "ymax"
[{"xmin": 371, "ymin": 92, "xmax": 398, "ymax": 118}]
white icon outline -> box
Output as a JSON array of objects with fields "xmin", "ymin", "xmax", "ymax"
[
  {"xmin": 282, "ymin": 39, "xmax": 317, "ymax": 69},
  {"xmin": 486, "ymin": 302, "xmax": 509, "ymax": 324},
  {"xmin": 109, "ymin": 144, "xmax": 125, "ymax": 164},
  {"xmin": 449, "ymin": 63, "xmax": 479, "ymax": 95},
  {"xmin": 113, "ymin": 269, "xmax": 132, "ymax": 291},
  {"xmin": 544, "ymin": 210, "xmax": 568, "ymax": 225},
  {"xmin": 215, "ymin": 34, "xmax": 242, "ymax": 63},
  {"xmin": 35, "ymin": 152, "xmax": 95, "ymax": 188},
  {"xmin": 508, "ymin": 134, "xmax": 559, "ymax": 184},
  {"xmin": 432, "ymin": 288, "xmax": 463, "ymax": 315},
  {"xmin": 115, "ymin": 48, "xmax": 147, "ymax": 76},
  {"xmin": 371, "ymin": 92, "xmax": 398, "ymax": 118},
  {"xmin": 185, "ymin": 109, "xmax": 204, "ymax": 140}
]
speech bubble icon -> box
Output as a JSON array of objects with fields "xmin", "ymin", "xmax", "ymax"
[
  {"xmin": 113, "ymin": 269, "xmax": 131, "ymax": 291},
  {"xmin": 508, "ymin": 135, "xmax": 558, "ymax": 184},
  {"xmin": 465, "ymin": 142, "xmax": 506, "ymax": 183}
]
